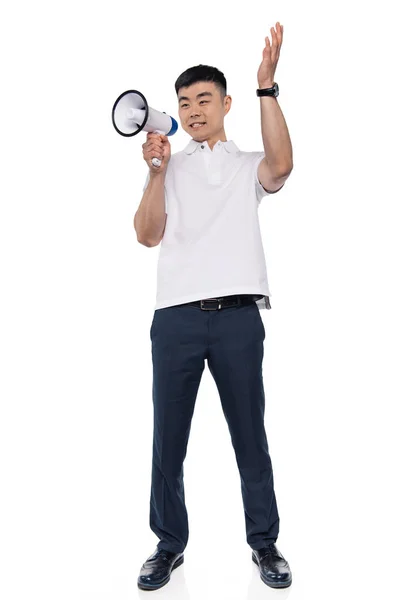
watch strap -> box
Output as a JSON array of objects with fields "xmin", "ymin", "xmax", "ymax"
[{"xmin": 256, "ymin": 82, "xmax": 279, "ymax": 97}]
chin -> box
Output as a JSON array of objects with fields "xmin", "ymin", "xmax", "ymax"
[
  {"xmin": 187, "ymin": 126, "xmax": 208, "ymax": 141},
  {"xmin": 190, "ymin": 131, "xmax": 206, "ymax": 140}
]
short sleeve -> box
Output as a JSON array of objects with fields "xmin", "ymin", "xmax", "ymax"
[
  {"xmin": 253, "ymin": 153, "xmax": 285, "ymax": 203},
  {"xmin": 142, "ymin": 171, "xmax": 168, "ymax": 214}
]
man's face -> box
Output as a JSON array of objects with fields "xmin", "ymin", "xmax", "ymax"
[{"xmin": 177, "ymin": 81, "xmax": 230, "ymax": 140}]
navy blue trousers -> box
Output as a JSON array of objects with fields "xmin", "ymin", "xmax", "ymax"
[{"xmin": 149, "ymin": 298, "xmax": 280, "ymax": 553}]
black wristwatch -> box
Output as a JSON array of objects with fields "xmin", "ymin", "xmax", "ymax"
[{"xmin": 256, "ymin": 82, "xmax": 279, "ymax": 98}]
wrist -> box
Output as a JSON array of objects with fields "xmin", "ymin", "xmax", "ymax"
[
  {"xmin": 258, "ymin": 81, "xmax": 274, "ymax": 89},
  {"xmin": 150, "ymin": 169, "xmax": 166, "ymax": 179}
]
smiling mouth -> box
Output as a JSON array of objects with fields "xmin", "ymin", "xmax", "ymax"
[{"xmin": 190, "ymin": 123, "xmax": 206, "ymax": 129}]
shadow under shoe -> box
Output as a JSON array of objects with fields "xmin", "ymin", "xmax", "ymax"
[
  {"xmin": 137, "ymin": 548, "xmax": 184, "ymax": 591},
  {"xmin": 252, "ymin": 543, "xmax": 292, "ymax": 588}
]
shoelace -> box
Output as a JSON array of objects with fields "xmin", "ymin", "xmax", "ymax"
[{"xmin": 262, "ymin": 543, "xmax": 281, "ymax": 558}]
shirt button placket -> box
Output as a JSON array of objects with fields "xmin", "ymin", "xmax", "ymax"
[{"xmin": 210, "ymin": 145, "xmax": 222, "ymax": 185}]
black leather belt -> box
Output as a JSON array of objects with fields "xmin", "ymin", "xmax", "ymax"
[{"xmin": 181, "ymin": 294, "xmax": 265, "ymax": 311}]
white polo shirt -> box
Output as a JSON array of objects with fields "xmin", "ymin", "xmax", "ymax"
[{"xmin": 142, "ymin": 138, "xmax": 284, "ymax": 311}]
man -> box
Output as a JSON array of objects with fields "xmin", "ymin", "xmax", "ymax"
[{"xmin": 135, "ymin": 22, "xmax": 293, "ymax": 590}]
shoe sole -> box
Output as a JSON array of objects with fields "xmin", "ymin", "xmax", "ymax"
[
  {"xmin": 252, "ymin": 552, "xmax": 292, "ymax": 588},
  {"xmin": 137, "ymin": 555, "xmax": 184, "ymax": 591}
]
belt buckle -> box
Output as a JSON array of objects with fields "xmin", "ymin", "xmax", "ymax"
[{"xmin": 200, "ymin": 298, "xmax": 222, "ymax": 310}]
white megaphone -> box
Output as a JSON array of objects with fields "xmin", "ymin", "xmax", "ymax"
[{"xmin": 111, "ymin": 89, "xmax": 178, "ymax": 168}]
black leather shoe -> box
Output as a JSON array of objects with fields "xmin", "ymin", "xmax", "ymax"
[
  {"xmin": 252, "ymin": 543, "xmax": 292, "ymax": 588},
  {"xmin": 137, "ymin": 548, "xmax": 184, "ymax": 591}
]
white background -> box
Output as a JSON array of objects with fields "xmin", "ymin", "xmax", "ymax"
[{"xmin": 1, "ymin": 1, "xmax": 400, "ymax": 599}]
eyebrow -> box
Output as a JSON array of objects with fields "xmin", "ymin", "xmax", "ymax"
[{"xmin": 178, "ymin": 91, "xmax": 213, "ymax": 103}]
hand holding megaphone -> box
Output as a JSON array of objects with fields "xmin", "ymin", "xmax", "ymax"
[
  {"xmin": 143, "ymin": 132, "xmax": 171, "ymax": 175},
  {"xmin": 111, "ymin": 89, "xmax": 178, "ymax": 173}
]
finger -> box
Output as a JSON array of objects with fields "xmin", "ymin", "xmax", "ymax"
[
  {"xmin": 148, "ymin": 143, "xmax": 163, "ymax": 153},
  {"xmin": 147, "ymin": 146, "xmax": 162, "ymax": 155},
  {"xmin": 150, "ymin": 141, "xmax": 164, "ymax": 150},
  {"xmin": 270, "ymin": 27, "xmax": 278, "ymax": 51},
  {"xmin": 263, "ymin": 37, "xmax": 271, "ymax": 57},
  {"xmin": 150, "ymin": 136, "xmax": 165, "ymax": 147},
  {"xmin": 270, "ymin": 28, "xmax": 279, "ymax": 61},
  {"xmin": 277, "ymin": 22, "xmax": 283, "ymax": 40}
]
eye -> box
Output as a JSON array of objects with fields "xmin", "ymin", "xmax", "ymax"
[{"xmin": 181, "ymin": 100, "xmax": 208, "ymax": 108}]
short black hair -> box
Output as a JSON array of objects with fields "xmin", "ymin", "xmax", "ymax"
[{"xmin": 175, "ymin": 65, "xmax": 227, "ymax": 104}]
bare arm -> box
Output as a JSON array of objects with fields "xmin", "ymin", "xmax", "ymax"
[
  {"xmin": 257, "ymin": 24, "xmax": 293, "ymax": 177},
  {"xmin": 134, "ymin": 171, "xmax": 167, "ymax": 247}
]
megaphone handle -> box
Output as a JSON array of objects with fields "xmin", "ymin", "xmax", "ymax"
[{"xmin": 151, "ymin": 130, "xmax": 165, "ymax": 168}]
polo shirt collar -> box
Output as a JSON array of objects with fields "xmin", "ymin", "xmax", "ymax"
[{"xmin": 183, "ymin": 138, "xmax": 239, "ymax": 154}]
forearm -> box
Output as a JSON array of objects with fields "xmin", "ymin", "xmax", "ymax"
[
  {"xmin": 134, "ymin": 172, "xmax": 166, "ymax": 246},
  {"xmin": 259, "ymin": 95, "xmax": 293, "ymax": 174}
]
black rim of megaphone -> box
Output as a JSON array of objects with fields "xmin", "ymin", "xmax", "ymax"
[{"xmin": 111, "ymin": 89, "xmax": 149, "ymax": 137}]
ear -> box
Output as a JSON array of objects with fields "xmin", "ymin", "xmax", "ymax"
[{"xmin": 224, "ymin": 95, "xmax": 232, "ymax": 114}]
